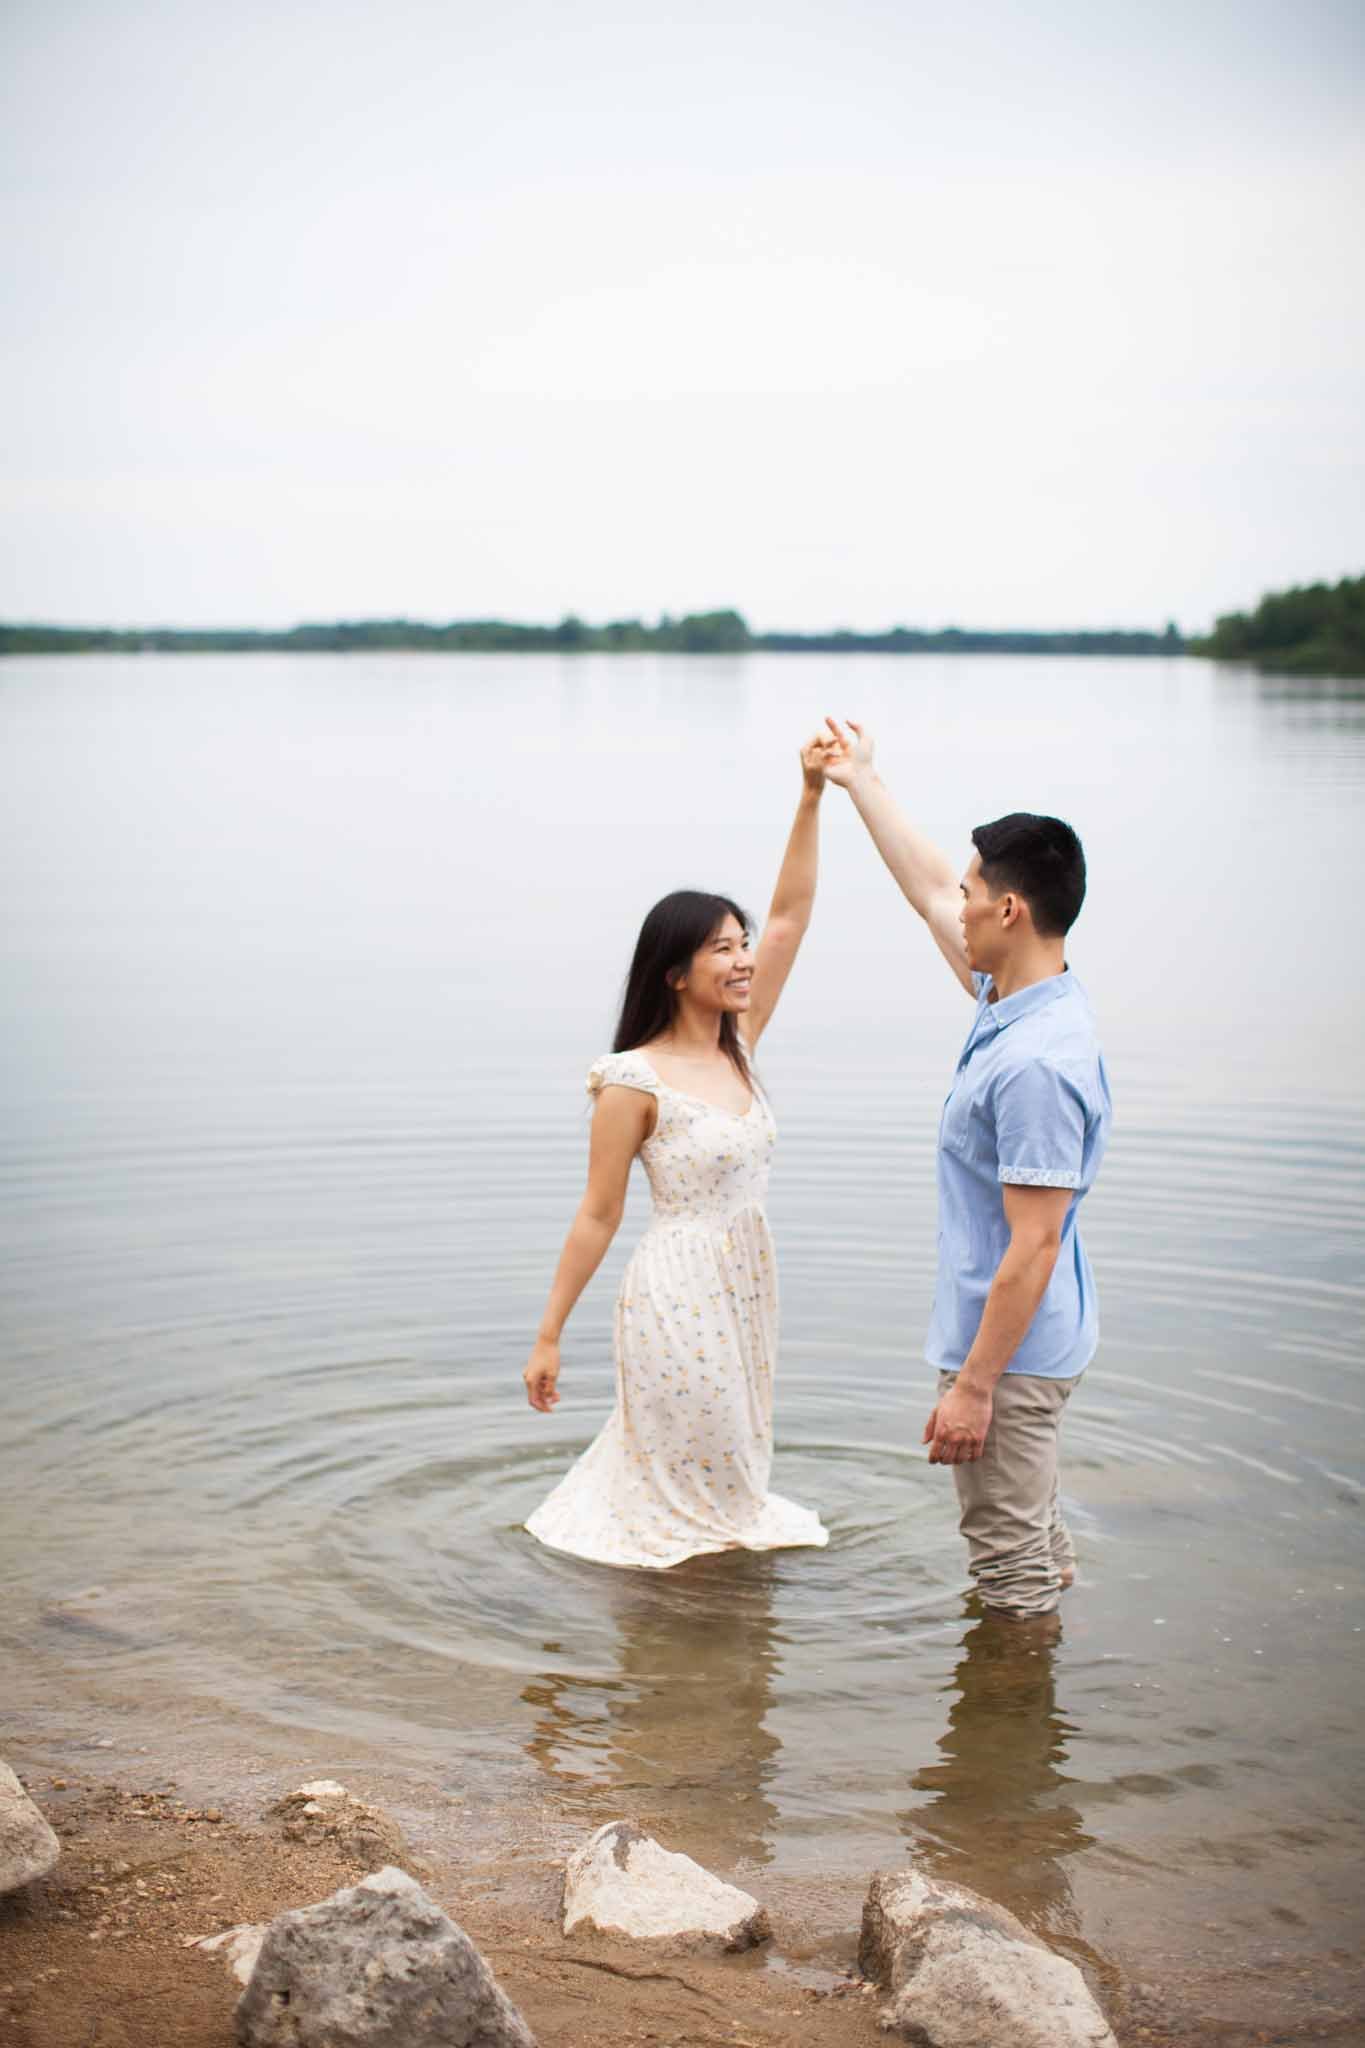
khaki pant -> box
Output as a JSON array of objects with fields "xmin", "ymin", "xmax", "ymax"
[{"xmin": 937, "ymin": 1369, "xmax": 1080, "ymax": 1617}]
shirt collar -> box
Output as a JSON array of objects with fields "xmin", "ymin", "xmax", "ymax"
[{"xmin": 978, "ymin": 967, "xmax": 1074, "ymax": 1036}]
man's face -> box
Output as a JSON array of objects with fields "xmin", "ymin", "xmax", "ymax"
[{"xmin": 959, "ymin": 853, "xmax": 1004, "ymax": 972}]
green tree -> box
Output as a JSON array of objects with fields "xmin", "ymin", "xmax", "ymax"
[
  {"xmin": 675, "ymin": 610, "xmax": 751, "ymax": 653},
  {"xmin": 1191, "ymin": 574, "xmax": 1364, "ymax": 678}
]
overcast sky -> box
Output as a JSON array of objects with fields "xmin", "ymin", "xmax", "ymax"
[{"xmin": 3, "ymin": 0, "xmax": 1362, "ymax": 632}]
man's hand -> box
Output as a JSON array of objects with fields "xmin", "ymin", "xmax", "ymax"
[
  {"xmin": 821, "ymin": 716, "xmax": 876, "ymax": 790},
  {"xmin": 924, "ymin": 1379, "xmax": 993, "ymax": 1464},
  {"xmin": 524, "ymin": 1337, "xmax": 561, "ymax": 1413}
]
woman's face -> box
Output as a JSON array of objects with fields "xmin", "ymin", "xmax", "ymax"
[{"xmin": 675, "ymin": 913, "xmax": 754, "ymax": 1015}]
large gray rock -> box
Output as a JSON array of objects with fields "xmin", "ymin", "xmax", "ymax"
[
  {"xmin": 235, "ymin": 1865, "xmax": 535, "ymax": 2048},
  {"xmin": 860, "ymin": 1868, "xmax": 1116, "ymax": 2048},
  {"xmin": 0, "ymin": 1759, "xmax": 60, "ymax": 1895},
  {"xmin": 265, "ymin": 1781, "xmax": 409, "ymax": 1866},
  {"xmin": 563, "ymin": 1820, "xmax": 770, "ymax": 1952}
]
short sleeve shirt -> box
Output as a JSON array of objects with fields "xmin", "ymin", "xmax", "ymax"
[{"xmin": 926, "ymin": 968, "xmax": 1112, "ymax": 1379}]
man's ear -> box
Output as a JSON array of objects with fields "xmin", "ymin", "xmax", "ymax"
[{"xmin": 999, "ymin": 891, "xmax": 1021, "ymax": 928}]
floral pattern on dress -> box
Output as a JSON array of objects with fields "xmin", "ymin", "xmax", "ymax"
[{"xmin": 524, "ymin": 1049, "xmax": 829, "ymax": 1569}]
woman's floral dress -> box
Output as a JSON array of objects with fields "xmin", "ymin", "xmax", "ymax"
[{"xmin": 525, "ymin": 1050, "xmax": 829, "ymax": 1569}]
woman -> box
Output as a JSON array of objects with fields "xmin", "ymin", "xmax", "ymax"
[{"xmin": 522, "ymin": 738, "xmax": 832, "ymax": 1569}]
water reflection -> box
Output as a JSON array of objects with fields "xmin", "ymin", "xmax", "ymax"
[
  {"xmin": 905, "ymin": 1607, "xmax": 1095, "ymax": 1946},
  {"xmin": 1247, "ymin": 673, "xmax": 1365, "ymax": 713},
  {"xmin": 522, "ymin": 1552, "xmax": 781, "ymax": 1872}
]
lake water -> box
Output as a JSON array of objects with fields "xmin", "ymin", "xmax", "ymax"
[{"xmin": 2, "ymin": 653, "xmax": 1363, "ymax": 2038}]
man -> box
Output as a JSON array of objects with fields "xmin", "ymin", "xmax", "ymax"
[{"xmin": 823, "ymin": 719, "xmax": 1111, "ymax": 1618}]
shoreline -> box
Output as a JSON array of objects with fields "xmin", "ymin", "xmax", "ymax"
[
  {"xmin": 3, "ymin": 1733, "xmax": 1360, "ymax": 2048},
  {"xmin": 0, "ymin": 1748, "xmax": 889, "ymax": 2048}
]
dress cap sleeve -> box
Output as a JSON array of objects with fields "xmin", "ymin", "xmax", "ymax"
[{"xmin": 586, "ymin": 1051, "xmax": 660, "ymax": 1100}]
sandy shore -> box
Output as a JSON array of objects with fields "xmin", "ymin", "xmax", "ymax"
[
  {"xmin": 2, "ymin": 1744, "xmax": 1357, "ymax": 2048},
  {"xmin": 0, "ymin": 1766, "xmax": 891, "ymax": 2048}
]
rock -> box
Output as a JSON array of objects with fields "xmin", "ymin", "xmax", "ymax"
[
  {"xmin": 188, "ymin": 1923, "xmax": 267, "ymax": 1986},
  {"xmin": 563, "ymin": 1820, "xmax": 770, "ymax": 1953},
  {"xmin": 265, "ymin": 1782, "xmax": 408, "ymax": 1866},
  {"xmin": 859, "ymin": 1869, "xmax": 1116, "ymax": 2048},
  {"xmin": 0, "ymin": 1760, "xmax": 61, "ymax": 1895},
  {"xmin": 234, "ymin": 1865, "xmax": 536, "ymax": 2047}
]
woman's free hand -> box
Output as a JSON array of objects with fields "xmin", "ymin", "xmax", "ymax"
[
  {"xmin": 524, "ymin": 1337, "xmax": 561, "ymax": 1413},
  {"xmin": 821, "ymin": 716, "xmax": 875, "ymax": 790}
]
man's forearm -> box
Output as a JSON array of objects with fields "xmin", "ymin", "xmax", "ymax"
[
  {"xmin": 846, "ymin": 770, "xmax": 959, "ymax": 921},
  {"xmin": 957, "ymin": 1238, "xmax": 1060, "ymax": 1395}
]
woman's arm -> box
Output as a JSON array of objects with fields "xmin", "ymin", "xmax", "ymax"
[
  {"xmin": 744, "ymin": 736, "xmax": 828, "ymax": 1051},
  {"xmin": 523, "ymin": 1085, "xmax": 653, "ymax": 1412}
]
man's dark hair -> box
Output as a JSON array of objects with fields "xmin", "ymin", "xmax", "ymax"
[{"xmin": 970, "ymin": 813, "xmax": 1087, "ymax": 938}]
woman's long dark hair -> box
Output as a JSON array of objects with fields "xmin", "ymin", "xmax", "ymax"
[{"xmin": 613, "ymin": 890, "xmax": 754, "ymax": 1083}]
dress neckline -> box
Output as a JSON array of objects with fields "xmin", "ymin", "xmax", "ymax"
[{"xmin": 633, "ymin": 1053, "xmax": 757, "ymax": 1122}]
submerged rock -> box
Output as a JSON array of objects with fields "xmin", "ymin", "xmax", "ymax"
[
  {"xmin": 235, "ymin": 1865, "xmax": 536, "ymax": 2047},
  {"xmin": 0, "ymin": 1759, "xmax": 61, "ymax": 1895},
  {"xmin": 265, "ymin": 1781, "xmax": 409, "ymax": 1866},
  {"xmin": 860, "ymin": 1868, "xmax": 1116, "ymax": 2048},
  {"xmin": 563, "ymin": 1819, "xmax": 770, "ymax": 1952},
  {"xmin": 40, "ymin": 1583, "xmax": 163, "ymax": 1649}
]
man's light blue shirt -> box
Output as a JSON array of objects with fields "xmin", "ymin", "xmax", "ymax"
[{"xmin": 926, "ymin": 968, "xmax": 1112, "ymax": 1380}]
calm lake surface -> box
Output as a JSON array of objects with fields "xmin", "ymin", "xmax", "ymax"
[{"xmin": 2, "ymin": 653, "xmax": 1363, "ymax": 2035}]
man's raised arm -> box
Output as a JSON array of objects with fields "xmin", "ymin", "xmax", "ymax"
[{"xmin": 822, "ymin": 719, "xmax": 975, "ymax": 996}]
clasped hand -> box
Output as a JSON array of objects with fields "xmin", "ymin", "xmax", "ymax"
[{"xmin": 800, "ymin": 717, "xmax": 875, "ymax": 790}]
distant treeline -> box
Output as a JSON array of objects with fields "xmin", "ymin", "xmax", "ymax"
[
  {"xmin": 1189, "ymin": 575, "xmax": 1365, "ymax": 678},
  {"xmin": 0, "ymin": 609, "xmax": 1184, "ymax": 658}
]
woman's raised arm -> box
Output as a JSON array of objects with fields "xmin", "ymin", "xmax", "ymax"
[{"xmin": 744, "ymin": 735, "xmax": 828, "ymax": 1051}]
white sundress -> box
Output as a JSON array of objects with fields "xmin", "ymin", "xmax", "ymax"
[{"xmin": 524, "ymin": 1049, "xmax": 829, "ymax": 1570}]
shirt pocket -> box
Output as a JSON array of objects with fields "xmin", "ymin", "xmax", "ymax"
[{"xmin": 939, "ymin": 1081, "xmax": 992, "ymax": 1167}]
